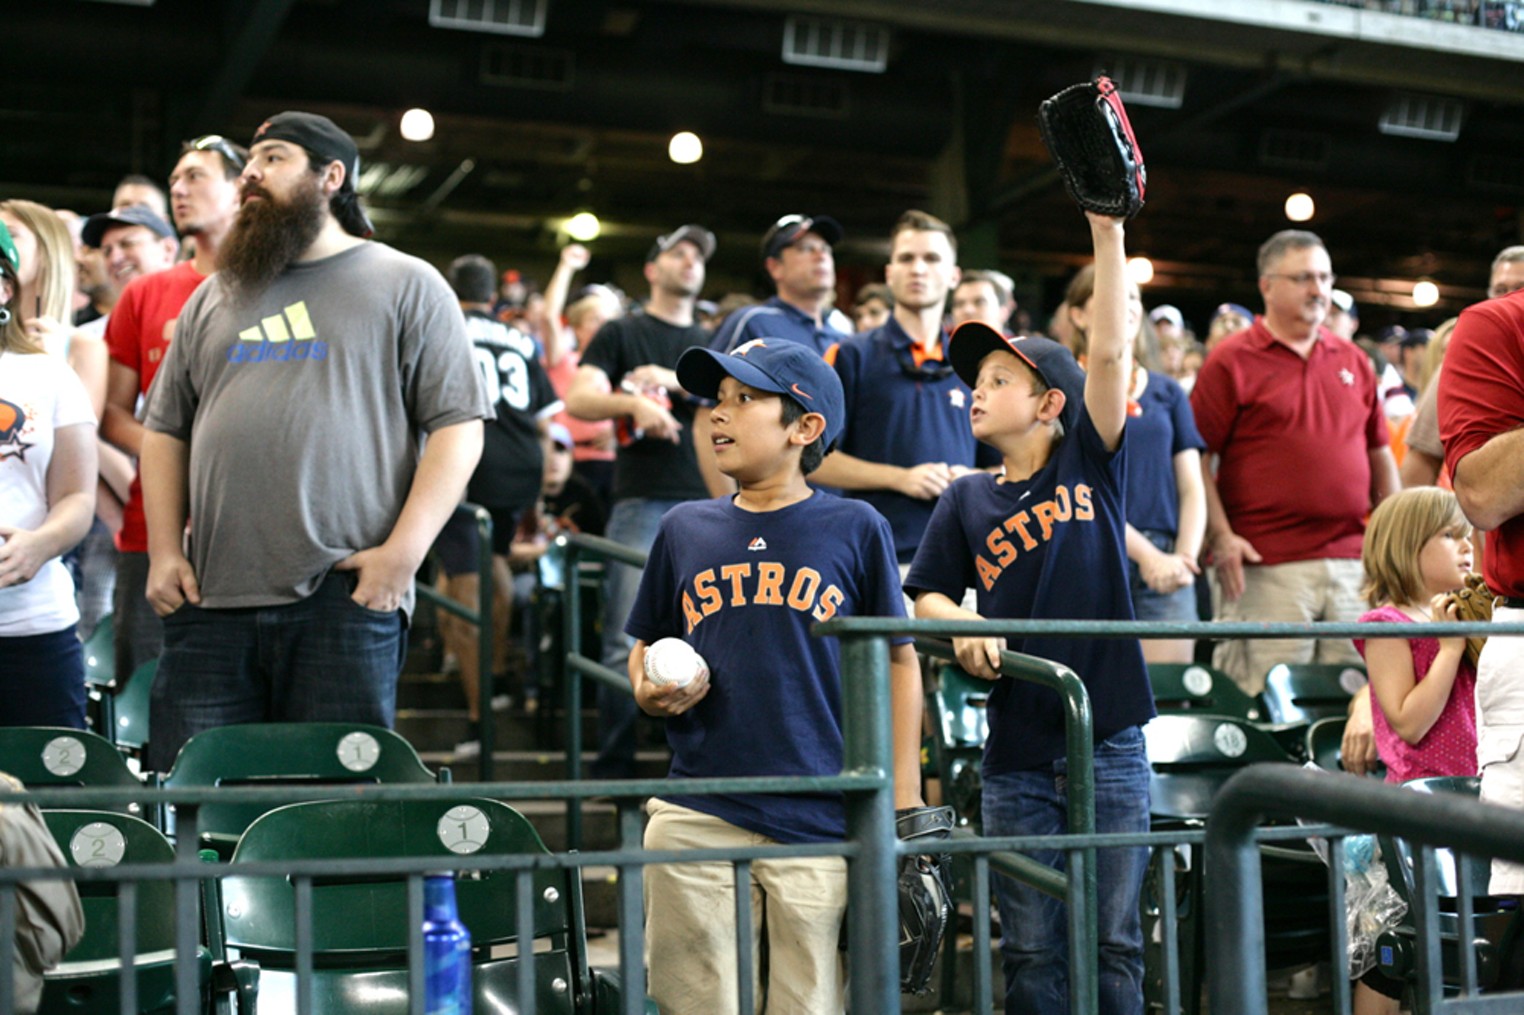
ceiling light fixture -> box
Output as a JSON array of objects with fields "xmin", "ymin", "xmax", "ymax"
[
  {"xmin": 668, "ymin": 131, "xmax": 704, "ymax": 165},
  {"xmin": 1126, "ymin": 256, "xmax": 1155, "ymax": 286},
  {"xmin": 565, "ymin": 212, "xmax": 601, "ymax": 242},
  {"xmin": 1284, "ymin": 192, "xmax": 1315, "ymax": 222},
  {"xmin": 400, "ymin": 108, "xmax": 435, "ymax": 142},
  {"xmin": 1412, "ymin": 280, "xmax": 1440, "ymax": 308}
]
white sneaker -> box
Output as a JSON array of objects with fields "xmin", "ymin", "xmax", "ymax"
[
  {"xmin": 1286, "ymin": 962, "xmax": 1326, "ymax": 1000},
  {"xmin": 490, "ymin": 694, "xmax": 513, "ymax": 712},
  {"xmin": 453, "ymin": 739, "xmax": 481, "ymax": 759}
]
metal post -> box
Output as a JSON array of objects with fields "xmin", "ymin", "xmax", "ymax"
[
  {"xmin": 408, "ymin": 874, "xmax": 425, "ymax": 1015},
  {"xmin": 1413, "ymin": 845, "xmax": 1444, "ymax": 1014},
  {"xmin": 1328, "ymin": 836, "xmax": 1350, "ymax": 1015},
  {"xmin": 562, "ymin": 537, "xmax": 584, "ymax": 851},
  {"xmin": 1053, "ymin": 660, "xmax": 1097, "ymax": 1015},
  {"xmin": 734, "ymin": 861, "xmax": 755, "ymax": 1015},
  {"xmin": 618, "ymin": 802, "xmax": 647, "ymax": 1015},
  {"xmin": 840, "ymin": 633, "xmax": 898, "ymax": 1015},
  {"xmin": 475, "ymin": 506, "xmax": 495, "ymax": 783}
]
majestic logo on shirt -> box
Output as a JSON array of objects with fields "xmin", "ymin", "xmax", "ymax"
[
  {"xmin": 948, "ymin": 389, "xmax": 966, "ymax": 409},
  {"xmin": 747, "ymin": 537, "xmax": 767, "ymax": 552},
  {"xmin": 0, "ymin": 397, "xmax": 33, "ymax": 462},
  {"xmin": 1338, "ymin": 368, "xmax": 1354, "ymax": 386},
  {"xmin": 974, "ymin": 483, "xmax": 1096, "ymax": 591},
  {"xmin": 225, "ymin": 300, "xmax": 329, "ymax": 365},
  {"xmin": 680, "ymin": 561, "xmax": 845, "ymax": 634}
]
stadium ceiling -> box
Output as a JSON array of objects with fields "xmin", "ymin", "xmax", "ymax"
[{"xmin": 8, "ymin": 0, "xmax": 1523, "ymax": 324}]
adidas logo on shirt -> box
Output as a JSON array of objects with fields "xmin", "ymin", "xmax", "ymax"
[
  {"xmin": 747, "ymin": 537, "xmax": 767, "ymax": 552},
  {"xmin": 226, "ymin": 301, "xmax": 329, "ymax": 364}
]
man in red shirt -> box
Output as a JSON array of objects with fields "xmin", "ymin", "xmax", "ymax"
[
  {"xmin": 100, "ymin": 135, "xmax": 246, "ymax": 685},
  {"xmin": 1439, "ymin": 284, "xmax": 1524, "ymax": 895},
  {"xmin": 1191, "ymin": 230, "xmax": 1398, "ymax": 694}
]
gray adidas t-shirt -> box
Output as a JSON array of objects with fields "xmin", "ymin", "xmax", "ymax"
[{"xmin": 145, "ymin": 241, "xmax": 493, "ymax": 613}]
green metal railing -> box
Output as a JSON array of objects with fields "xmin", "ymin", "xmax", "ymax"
[{"xmin": 417, "ymin": 502, "xmax": 496, "ymax": 781}]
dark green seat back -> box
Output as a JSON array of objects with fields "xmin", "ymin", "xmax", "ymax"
[
  {"xmin": 1147, "ymin": 663, "xmax": 1265, "ymax": 721},
  {"xmin": 112, "ymin": 659, "xmax": 155, "ymax": 755},
  {"xmin": 1305, "ymin": 716, "xmax": 1346, "ymax": 772},
  {"xmin": 1261, "ymin": 663, "xmax": 1366, "ymax": 724},
  {"xmin": 1144, "ymin": 714, "xmax": 1295, "ymax": 820},
  {"xmin": 222, "ymin": 797, "xmax": 584, "ymax": 1014},
  {"xmin": 160, "ymin": 723, "xmax": 441, "ymax": 855},
  {"xmin": 0, "ymin": 727, "xmax": 145, "ymax": 817},
  {"xmin": 38, "ymin": 810, "xmax": 188, "ymax": 1015},
  {"xmin": 82, "ymin": 615, "xmax": 114, "ymax": 690},
  {"xmin": 928, "ymin": 664, "xmax": 990, "ymax": 828}
]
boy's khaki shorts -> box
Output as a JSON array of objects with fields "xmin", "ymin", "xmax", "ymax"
[{"xmin": 643, "ymin": 797, "xmax": 848, "ymax": 1015}]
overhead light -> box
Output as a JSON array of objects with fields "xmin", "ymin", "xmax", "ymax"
[
  {"xmin": 668, "ymin": 131, "xmax": 703, "ymax": 165},
  {"xmin": 1284, "ymin": 192, "xmax": 1315, "ymax": 222},
  {"xmin": 400, "ymin": 108, "xmax": 435, "ymax": 142},
  {"xmin": 1126, "ymin": 256, "xmax": 1155, "ymax": 286},
  {"xmin": 565, "ymin": 212, "xmax": 601, "ymax": 242},
  {"xmin": 1413, "ymin": 280, "xmax": 1440, "ymax": 307}
]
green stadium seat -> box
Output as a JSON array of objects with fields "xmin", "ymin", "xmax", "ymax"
[
  {"xmin": 218, "ymin": 797, "xmax": 655, "ymax": 1014},
  {"xmin": 0, "ymin": 727, "xmax": 146, "ymax": 817},
  {"xmin": 1261, "ymin": 662, "xmax": 1367, "ymax": 725},
  {"xmin": 926, "ymin": 663, "xmax": 990, "ymax": 830},
  {"xmin": 37, "ymin": 810, "xmax": 211, "ymax": 1015},
  {"xmin": 159, "ymin": 722, "xmax": 448, "ymax": 859},
  {"xmin": 1147, "ymin": 663, "xmax": 1266, "ymax": 722}
]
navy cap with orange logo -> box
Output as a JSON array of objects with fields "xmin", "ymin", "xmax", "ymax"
[
  {"xmin": 677, "ymin": 340, "xmax": 845, "ymax": 450},
  {"xmin": 949, "ymin": 321, "xmax": 1087, "ymax": 432},
  {"xmin": 760, "ymin": 214, "xmax": 843, "ymax": 262}
]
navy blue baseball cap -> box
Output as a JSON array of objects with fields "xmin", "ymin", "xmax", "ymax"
[
  {"xmin": 81, "ymin": 204, "xmax": 176, "ymax": 248},
  {"xmin": 677, "ymin": 339, "xmax": 845, "ymax": 450},
  {"xmin": 761, "ymin": 214, "xmax": 844, "ymax": 261},
  {"xmin": 949, "ymin": 322, "xmax": 1086, "ymax": 431}
]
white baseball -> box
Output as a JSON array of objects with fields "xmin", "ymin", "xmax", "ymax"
[{"xmin": 644, "ymin": 638, "xmax": 706, "ymax": 689}]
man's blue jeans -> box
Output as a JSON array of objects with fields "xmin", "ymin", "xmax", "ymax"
[
  {"xmin": 592, "ymin": 497, "xmax": 684, "ymax": 779},
  {"xmin": 982, "ymin": 725, "xmax": 1151, "ymax": 1015},
  {"xmin": 146, "ymin": 572, "xmax": 406, "ymax": 772}
]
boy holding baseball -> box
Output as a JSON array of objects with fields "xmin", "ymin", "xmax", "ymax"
[
  {"xmin": 624, "ymin": 338, "xmax": 924, "ymax": 1015},
  {"xmin": 905, "ymin": 213, "xmax": 1154, "ymax": 1015}
]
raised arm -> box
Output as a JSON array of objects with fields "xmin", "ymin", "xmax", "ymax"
[
  {"xmin": 1081, "ymin": 213, "xmax": 1131, "ymax": 448},
  {"xmin": 540, "ymin": 244, "xmax": 590, "ymax": 368}
]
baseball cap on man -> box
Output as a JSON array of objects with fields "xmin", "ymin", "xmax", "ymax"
[
  {"xmin": 251, "ymin": 111, "xmax": 375, "ymax": 238},
  {"xmin": 646, "ymin": 224, "xmax": 716, "ymax": 263},
  {"xmin": 1330, "ymin": 289, "xmax": 1358, "ymax": 318},
  {"xmin": 677, "ymin": 340, "xmax": 845, "ymax": 450},
  {"xmin": 1148, "ymin": 304, "xmax": 1184, "ymax": 330},
  {"xmin": 1211, "ymin": 302, "xmax": 1253, "ymax": 323},
  {"xmin": 81, "ymin": 204, "xmax": 176, "ymax": 248},
  {"xmin": 949, "ymin": 322, "xmax": 1087, "ymax": 432},
  {"xmin": 761, "ymin": 214, "xmax": 844, "ymax": 261},
  {"xmin": 547, "ymin": 421, "xmax": 574, "ymax": 451}
]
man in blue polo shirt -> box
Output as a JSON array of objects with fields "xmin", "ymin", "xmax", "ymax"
[
  {"xmin": 813, "ymin": 209, "xmax": 997, "ymax": 566},
  {"xmin": 711, "ymin": 213, "xmax": 854, "ymax": 356}
]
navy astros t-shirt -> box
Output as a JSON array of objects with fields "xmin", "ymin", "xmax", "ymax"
[
  {"xmin": 903, "ymin": 409, "xmax": 1155, "ymax": 775},
  {"xmin": 625, "ymin": 492, "xmax": 909, "ymax": 844}
]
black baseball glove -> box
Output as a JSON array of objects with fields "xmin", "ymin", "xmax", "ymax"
[
  {"xmin": 1037, "ymin": 75, "xmax": 1147, "ymax": 219},
  {"xmin": 897, "ymin": 805, "xmax": 955, "ymax": 995}
]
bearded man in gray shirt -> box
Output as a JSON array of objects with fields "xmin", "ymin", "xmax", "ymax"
[{"xmin": 139, "ymin": 111, "xmax": 492, "ymax": 771}]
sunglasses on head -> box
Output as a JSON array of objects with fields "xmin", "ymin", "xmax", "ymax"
[{"xmin": 187, "ymin": 135, "xmax": 247, "ymax": 173}]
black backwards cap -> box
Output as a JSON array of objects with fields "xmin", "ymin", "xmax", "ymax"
[
  {"xmin": 251, "ymin": 111, "xmax": 375, "ymax": 238},
  {"xmin": 948, "ymin": 322, "xmax": 1087, "ymax": 433}
]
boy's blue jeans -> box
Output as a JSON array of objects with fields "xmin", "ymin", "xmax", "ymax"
[{"xmin": 982, "ymin": 724, "xmax": 1150, "ymax": 1015}]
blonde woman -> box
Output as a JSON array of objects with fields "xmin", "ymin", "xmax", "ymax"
[{"xmin": 0, "ymin": 219, "xmax": 98, "ymax": 726}]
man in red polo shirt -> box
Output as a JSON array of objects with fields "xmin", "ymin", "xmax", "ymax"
[
  {"xmin": 100, "ymin": 135, "xmax": 245, "ymax": 685},
  {"xmin": 1191, "ymin": 230, "xmax": 1398, "ymax": 695},
  {"xmin": 1439, "ymin": 283, "xmax": 1524, "ymax": 894}
]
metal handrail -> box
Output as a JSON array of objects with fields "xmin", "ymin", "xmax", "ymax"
[
  {"xmin": 416, "ymin": 502, "xmax": 495, "ymax": 781},
  {"xmin": 1205, "ymin": 764, "xmax": 1524, "ymax": 1015}
]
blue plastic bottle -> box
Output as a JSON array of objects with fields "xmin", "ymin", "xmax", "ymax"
[{"xmin": 423, "ymin": 873, "xmax": 473, "ymax": 1015}]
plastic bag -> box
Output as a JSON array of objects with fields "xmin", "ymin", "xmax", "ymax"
[{"xmin": 1297, "ymin": 764, "xmax": 1408, "ymax": 978}]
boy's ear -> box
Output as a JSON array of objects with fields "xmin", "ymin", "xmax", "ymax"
[
  {"xmin": 789, "ymin": 410, "xmax": 828, "ymax": 447},
  {"xmin": 1036, "ymin": 388, "xmax": 1067, "ymax": 424}
]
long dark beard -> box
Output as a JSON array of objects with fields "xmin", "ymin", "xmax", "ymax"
[{"xmin": 219, "ymin": 179, "xmax": 327, "ymax": 300}]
